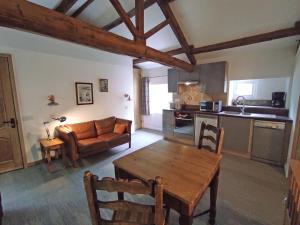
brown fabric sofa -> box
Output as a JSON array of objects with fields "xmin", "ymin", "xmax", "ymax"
[{"xmin": 56, "ymin": 117, "xmax": 132, "ymax": 166}]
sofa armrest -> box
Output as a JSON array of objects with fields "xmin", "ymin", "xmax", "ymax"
[
  {"xmin": 116, "ymin": 118, "xmax": 132, "ymax": 134},
  {"xmin": 56, "ymin": 126, "xmax": 80, "ymax": 162}
]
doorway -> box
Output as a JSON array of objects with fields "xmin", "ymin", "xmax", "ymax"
[{"xmin": 0, "ymin": 54, "xmax": 25, "ymax": 173}]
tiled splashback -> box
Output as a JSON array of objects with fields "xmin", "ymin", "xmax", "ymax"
[{"xmin": 174, "ymin": 84, "xmax": 227, "ymax": 106}]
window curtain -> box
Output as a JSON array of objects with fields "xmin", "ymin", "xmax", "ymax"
[{"xmin": 141, "ymin": 77, "xmax": 150, "ymax": 115}]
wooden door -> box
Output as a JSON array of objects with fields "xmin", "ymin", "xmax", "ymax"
[
  {"xmin": 133, "ymin": 69, "xmax": 142, "ymax": 130},
  {"xmin": 0, "ymin": 55, "xmax": 24, "ymax": 173},
  {"xmin": 292, "ymin": 96, "xmax": 300, "ymax": 160}
]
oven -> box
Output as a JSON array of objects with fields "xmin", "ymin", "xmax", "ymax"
[{"xmin": 174, "ymin": 111, "xmax": 194, "ymax": 137}]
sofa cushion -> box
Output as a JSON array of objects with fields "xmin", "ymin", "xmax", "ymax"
[
  {"xmin": 66, "ymin": 121, "xmax": 96, "ymax": 140},
  {"xmin": 114, "ymin": 123, "xmax": 127, "ymax": 134},
  {"xmin": 77, "ymin": 138, "xmax": 109, "ymax": 153},
  {"xmin": 97, "ymin": 133, "xmax": 130, "ymax": 147},
  {"xmin": 94, "ymin": 117, "xmax": 116, "ymax": 136}
]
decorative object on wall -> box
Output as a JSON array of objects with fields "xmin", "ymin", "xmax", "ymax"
[
  {"xmin": 47, "ymin": 95, "xmax": 59, "ymax": 105},
  {"xmin": 43, "ymin": 116, "xmax": 67, "ymax": 140},
  {"xmin": 99, "ymin": 79, "xmax": 108, "ymax": 92},
  {"xmin": 75, "ymin": 82, "xmax": 94, "ymax": 105},
  {"xmin": 124, "ymin": 93, "xmax": 131, "ymax": 101}
]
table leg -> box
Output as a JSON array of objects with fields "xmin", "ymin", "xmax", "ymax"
[
  {"xmin": 114, "ymin": 167, "xmax": 124, "ymax": 200},
  {"xmin": 46, "ymin": 149, "xmax": 52, "ymax": 172},
  {"xmin": 40, "ymin": 144, "xmax": 46, "ymax": 163},
  {"xmin": 209, "ymin": 169, "xmax": 219, "ymax": 225},
  {"xmin": 179, "ymin": 215, "xmax": 193, "ymax": 225}
]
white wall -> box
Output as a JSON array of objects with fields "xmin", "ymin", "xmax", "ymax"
[
  {"xmin": 0, "ymin": 28, "xmax": 134, "ymax": 163},
  {"xmin": 228, "ymin": 77, "xmax": 291, "ymax": 106},
  {"xmin": 195, "ymin": 40, "xmax": 296, "ymax": 81},
  {"xmin": 286, "ymin": 46, "xmax": 300, "ymax": 173}
]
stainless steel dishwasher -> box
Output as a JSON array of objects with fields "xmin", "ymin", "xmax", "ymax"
[{"xmin": 251, "ymin": 120, "xmax": 286, "ymax": 166}]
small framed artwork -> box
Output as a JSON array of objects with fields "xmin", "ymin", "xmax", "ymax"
[
  {"xmin": 75, "ymin": 82, "xmax": 94, "ymax": 105},
  {"xmin": 99, "ymin": 79, "xmax": 108, "ymax": 92}
]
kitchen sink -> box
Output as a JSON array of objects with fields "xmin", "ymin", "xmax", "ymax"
[
  {"xmin": 221, "ymin": 111, "xmax": 251, "ymax": 116},
  {"xmin": 220, "ymin": 111, "xmax": 277, "ymax": 118}
]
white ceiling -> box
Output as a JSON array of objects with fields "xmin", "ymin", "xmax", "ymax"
[{"xmin": 27, "ymin": 0, "xmax": 300, "ymax": 69}]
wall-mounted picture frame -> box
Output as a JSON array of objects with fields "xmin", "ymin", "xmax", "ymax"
[
  {"xmin": 99, "ymin": 79, "xmax": 108, "ymax": 92},
  {"xmin": 75, "ymin": 82, "xmax": 94, "ymax": 105}
]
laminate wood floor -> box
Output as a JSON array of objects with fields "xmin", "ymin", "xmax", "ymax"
[{"xmin": 0, "ymin": 129, "xmax": 287, "ymax": 225}]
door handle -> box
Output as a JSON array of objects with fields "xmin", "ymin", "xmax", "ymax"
[{"xmin": 3, "ymin": 118, "xmax": 16, "ymax": 128}]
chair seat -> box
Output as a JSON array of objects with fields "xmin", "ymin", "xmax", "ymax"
[{"xmin": 111, "ymin": 206, "xmax": 154, "ymax": 225}]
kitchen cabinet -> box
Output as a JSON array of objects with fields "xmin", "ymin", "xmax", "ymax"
[
  {"xmin": 199, "ymin": 61, "xmax": 226, "ymax": 94},
  {"xmin": 163, "ymin": 110, "xmax": 175, "ymax": 139},
  {"xmin": 179, "ymin": 69, "xmax": 200, "ymax": 82},
  {"xmin": 167, "ymin": 62, "xmax": 226, "ymax": 93},
  {"xmin": 163, "ymin": 110, "xmax": 194, "ymax": 145},
  {"xmin": 219, "ymin": 116, "xmax": 252, "ymax": 156},
  {"xmin": 168, "ymin": 69, "xmax": 179, "ymax": 92}
]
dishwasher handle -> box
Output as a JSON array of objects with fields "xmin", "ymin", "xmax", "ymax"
[{"xmin": 254, "ymin": 120, "xmax": 285, "ymax": 130}]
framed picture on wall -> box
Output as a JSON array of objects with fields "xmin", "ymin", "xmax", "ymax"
[
  {"xmin": 75, "ymin": 82, "xmax": 94, "ymax": 105},
  {"xmin": 99, "ymin": 79, "xmax": 108, "ymax": 92}
]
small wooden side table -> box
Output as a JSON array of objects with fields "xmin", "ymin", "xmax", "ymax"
[{"xmin": 40, "ymin": 138, "xmax": 65, "ymax": 172}]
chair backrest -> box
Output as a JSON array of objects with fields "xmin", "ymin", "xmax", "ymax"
[
  {"xmin": 198, "ymin": 122, "xmax": 224, "ymax": 154},
  {"xmin": 284, "ymin": 159, "xmax": 300, "ymax": 225},
  {"xmin": 84, "ymin": 171, "xmax": 164, "ymax": 225}
]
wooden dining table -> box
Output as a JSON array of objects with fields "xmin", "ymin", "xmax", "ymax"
[{"xmin": 113, "ymin": 140, "xmax": 222, "ymax": 225}]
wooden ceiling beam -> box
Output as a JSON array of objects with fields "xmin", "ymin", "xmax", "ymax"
[
  {"xmin": 192, "ymin": 25, "xmax": 300, "ymax": 54},
  {"xmin": 135, "ymin": 21, "xmax": 300, "ymax": 64},
  {"xmin": 157, "ymin": 0, "xmax": 196, "ymax": 65},
  {"xmin": 104, "ymin": 0, "xmax": 156, "ymax": 31},
  {"xmin": 103, "ymin": 0, "xmax": 175, "ymax": 31},
  {"xmin": 145, "ymin": 19, "xmax": 170, "ymax": 39},
  {"xmin": 135, "ymin": 0, "xmax": 145, "ymax": 43},
  {"xmin": 71, "ymin": 0, "xmax": 94, "ymax": 17},
  {"xmin": 55, "ymin": 0, "xmax": 78, "ymax": 14},
  {"xmin": 110, "ymin": 0, "xmax": 137, "ymax": 37},
  {"xmin": 133, "ymin": 45, "xmax": 193, "ymax": 64},
  {"xmin": 0, "ymin": 0, "xmax": 193, "ymax": 72}
]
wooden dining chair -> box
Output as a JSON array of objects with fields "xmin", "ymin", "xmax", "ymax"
[
  {"xmin": 283, "ymin": 159, "xmax": 300, "ymax": 225},
  {"xmin": 84, "ymin": 171, "xmax": 165, "ymax": 225},
  {"xmin": 193, "ymin": 122, "xmax": 224, "ymax": 219},
  {"xmin": 198, "ymin": 122, "xmax": 224, "ymax": 155},
  {"xmin": 0, "ymin": 193, "xmax": 3, "ymax": 225}
]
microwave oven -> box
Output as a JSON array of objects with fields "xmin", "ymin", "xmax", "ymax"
[{"xmin": 200, "ymin": 101, "xmax": 222, "ymax": 112}]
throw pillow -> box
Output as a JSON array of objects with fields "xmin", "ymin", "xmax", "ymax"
[{"xmin": 114, "ymin": 123, "xmax": 126, "ymax": 134}]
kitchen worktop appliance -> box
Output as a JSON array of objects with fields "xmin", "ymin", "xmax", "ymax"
[
  {"xmin": 200, "ymin": 100, "xmax": 222, "ymax": 112},
  {"xmin": 174, "ymin": 111, "xmax": 194, "ymax": 137}
]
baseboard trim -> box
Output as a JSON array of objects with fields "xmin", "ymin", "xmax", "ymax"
[{"xmin": 27, "ymin": 159, "xmax": 43, "ymax": 167}]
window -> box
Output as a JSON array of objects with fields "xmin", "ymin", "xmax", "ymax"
[
  {"xmin": 149, "ymin": 83, "xmax": 172, "ymax": 114},
  {"xmin": 228, "ymin": 80, "xmax": 255, "ymax": 105},
  {"xmin": 235, "ymin": 83, "xmax": 254, "ymax": 96}
]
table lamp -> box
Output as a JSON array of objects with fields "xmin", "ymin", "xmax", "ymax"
[{"xmin": 43, "ymin": 116, "xmax": 67, "ymax": 140}]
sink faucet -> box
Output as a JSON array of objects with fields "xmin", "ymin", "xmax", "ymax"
[{"xmin": 235, "ymin": 96, "xmax": 246, "ymax": 114}]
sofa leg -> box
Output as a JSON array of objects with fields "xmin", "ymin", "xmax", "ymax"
[
  {"xmin": 72, "ymin": 160, "xmax": 79, "ymax": 168},
  {"xmin": 129, "ymin": 141, "xmax": 131, "ymax": 148}
]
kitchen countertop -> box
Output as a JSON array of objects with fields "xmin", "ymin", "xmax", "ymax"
[{"xmin": 163, "ymin": 108, "xmax": 292, "ymax": 122}]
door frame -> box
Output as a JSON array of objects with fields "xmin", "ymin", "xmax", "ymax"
[
  {"xmin": 291, "ymin": 96, "xmax": 300, "ymax": 159},
  {"xmin": 0, "ymin": 53, "xmax": 27, "ymax": 168}
]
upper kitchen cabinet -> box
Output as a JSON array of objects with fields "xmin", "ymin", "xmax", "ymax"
[
  {"xmin": 179, "ymin": 68, "xmax": 200, "ymax": 82},
  {"xmin": 167, "ymin": 62, "xmax": 227, "ymax": 93},
  {"xmin": 199, "ymin": 61, "xmax": 227, "ymax": 94},
  {"xmin": 168, "ymin": 68, "xmax": 179, "ymax": 92}
]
